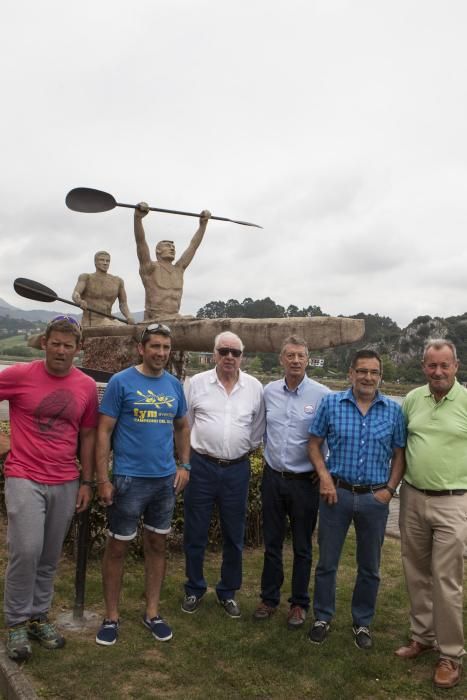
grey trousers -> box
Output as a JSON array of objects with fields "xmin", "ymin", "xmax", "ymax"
[{"xmin": 4, "ymin": 477, "xmax": 78, "ymax": 626}]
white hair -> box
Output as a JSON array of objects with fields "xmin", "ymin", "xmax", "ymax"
[{"xmin": 213, "ymin": 331, "xmax": 244, "ymax": 352}]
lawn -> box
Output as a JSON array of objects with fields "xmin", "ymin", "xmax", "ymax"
[{"xmin": 2, "ymin": 529, "xmax": 465, "ymax": 700}]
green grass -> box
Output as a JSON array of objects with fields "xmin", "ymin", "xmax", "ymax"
[{"xmin": 4, "ymin": 532, "xmax": 466, "ymax": 700}]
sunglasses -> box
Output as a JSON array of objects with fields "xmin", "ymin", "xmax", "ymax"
[
  {"xmin": 47, "ymin": 315, "xmax": 82, "ymax": 329},
  {"xmin": 141, "ymin": 322, "xmax": 172, "ymax": 342},
  {"xmin": 216, "ymin": 347, "xmax": 243, "ymax": 358}
]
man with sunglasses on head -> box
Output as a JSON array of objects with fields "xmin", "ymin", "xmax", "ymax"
[
  {"xmin": 307, "ymin": 349, "xmax": 405, "ymax": 650},
  {"xmin": 395, "ymin": 339, "xmax": 467, "ymax": 690},
  {"xmin": 95, "ymin": 323, "xmax": 190, "ymax": 646},
  {"xmin": 253, "ymin": 336, "xmax": 331, "ymax": 630},
  {"xmin": 0, "ymin": 316, "xmax": 98, "ymax": 662},
  {"xmin": 182, "ymin": 332, "xmax": 265, "ymax": 618}
]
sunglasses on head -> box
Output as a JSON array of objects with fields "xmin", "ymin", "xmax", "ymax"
[
  {"xmin": 141, "ymin": 322, "xmax": 172, "ymax": 342},
  {"xmin": 216, "ymin": 347, "xmax": 243, "ymax": 358},
  {"xmin": 47, "ymin": 315, "xmax": 82, "ymax": 329}
]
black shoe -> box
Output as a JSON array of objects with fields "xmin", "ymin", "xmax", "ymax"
[
  {"xmin": 219, "ymin": 598, "xmax": 241, "ymax": 618},
  {"xmin": 181, "ymin": 594, "xmax": 203, "ymax": 614},
  {"xmin": 353, "ymin": 625, "xmax": 372, "ymax": 650},
  {"xmin": 308, "ymin": 620, "xmax": 330, "ymax": 644}
]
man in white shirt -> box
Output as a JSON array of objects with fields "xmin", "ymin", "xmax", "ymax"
[{"xmin": 182, "ymin": 331, "xmax": 265, "ymax": 618}]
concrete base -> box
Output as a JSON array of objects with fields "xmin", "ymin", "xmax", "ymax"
[
  {"xmin": 0, "ymin": 644, "xmax": 38, "ymax": 700},
  {"xmin": 56, "ymin": 610, "xmax": 99, "ymax": 632}
]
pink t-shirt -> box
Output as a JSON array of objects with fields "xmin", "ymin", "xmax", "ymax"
[{"xmin": 0, "ymin": 361, "xmax": 99, "ymax": 484}]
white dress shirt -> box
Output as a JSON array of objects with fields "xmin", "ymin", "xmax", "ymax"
[{"xmin": 186, "ymin": 368, "xmax": 265, "ymax": 460}]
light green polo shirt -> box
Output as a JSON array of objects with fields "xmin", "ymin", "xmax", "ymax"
[{"xmin": 403, "ymin": 380, "xmax": 467, "ymax": 490}]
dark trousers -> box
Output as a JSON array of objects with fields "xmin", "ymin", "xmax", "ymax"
[
  {"xmin": 260, "ymin": 464, "xmax": 319, "ymax": 610},
  {"xmin": 183, "ymin": 450, "xmax": 250, "ymax": 601},
  {"xmin": 313, "ymin": 487, "xmax": 389, "ymax": 627}
]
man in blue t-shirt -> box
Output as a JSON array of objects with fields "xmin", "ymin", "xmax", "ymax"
[{"xmin": 95, "ymin": 323, "xmax": 190, "ymax": 647}]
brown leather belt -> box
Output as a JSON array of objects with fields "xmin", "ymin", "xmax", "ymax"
[
  {"xmin": 194, "ymin": 449, "xmax": 249, "ymax": 467},
  {"xmin": 405, "ymin": 480, "xmax": 467, "ymax": 497},
  {"xmin": 333, "ymin": 477, "xmax": 387, "ymax": 494}
]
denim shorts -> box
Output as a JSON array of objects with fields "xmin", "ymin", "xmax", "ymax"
[{"xmin": 107, "ymin": 474, "xmax": 176, "ymax": 540}]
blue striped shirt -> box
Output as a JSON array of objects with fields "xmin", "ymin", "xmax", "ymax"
[{"xmin": 308, "ymin": 388, "xmax": 406, "ymax": 484}]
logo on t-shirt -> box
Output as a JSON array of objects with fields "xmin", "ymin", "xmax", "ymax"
[
  {"xmin": 133, "ymin": 389, "xmax": 177, "ymax": 424},
  {"xmin": 34, "ymin": 389, "xmax": 77, "ymax": 437}
]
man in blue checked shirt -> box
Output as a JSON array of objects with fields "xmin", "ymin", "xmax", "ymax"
[
  {"xmin": 307, "ymin": 349, "xmax": 405, "ymax": 650},
  {"xmin": 253, "ymin": 335, "xmax": 331, "ymax": 629}
]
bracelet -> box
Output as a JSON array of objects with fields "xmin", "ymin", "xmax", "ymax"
[
  {"xmin": 81, "ymin": 480, "xmax": 95, "ymax": 487},
  {"xmin": 96, "ymin": 479, "xmax": 111, "ymax": 485},
  {"xmin": 180, "ymin": 463, "xmax": 191, "ymax": 472},
  {"xmin": 385, "ymin": 485, "xmax": 396, "ymax": 496}
]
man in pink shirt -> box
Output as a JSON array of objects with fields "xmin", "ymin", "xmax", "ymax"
[{"xmin": 0, "ymin": 316, "xmax": 98, "ymax": 661}]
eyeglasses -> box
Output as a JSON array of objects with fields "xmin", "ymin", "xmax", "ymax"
[
  {"xmin": 354, "ymin": 368, "xmax": 381, "ymax": 377},
  {"xmin": 47, "ymin": 315, "xmax": 82, "ymax": 329},
  {"xmin": 216, "ymin": 347, "xmax": 243, "ymax": 358},
  {"xmin": 141, "ymin": 322, "xmax": 172, "ymax": 342}
]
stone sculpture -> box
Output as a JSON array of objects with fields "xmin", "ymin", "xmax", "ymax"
[
  {"xmin": 134, "ymin": 204, "xmax": 211, "ymax": 320},
  {"xmin": 72, "ymin": 251, "xmax": 134, "ymax": 327}
]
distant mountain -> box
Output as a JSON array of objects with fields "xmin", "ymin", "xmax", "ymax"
[{"xmin": 0, "ymin": 298, "xmax": 145, "ymax": 323}]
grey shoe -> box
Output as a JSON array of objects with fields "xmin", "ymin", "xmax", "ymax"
[
  {"xmin": 308, "ymin": 620, "xmax": 330, "ymax": 644},
  {"xmin": 7, "ymin": 623, "xmax": 32, "ymax": 661},
  {"xmin": 219, "ymin": 598, "xmax": 241, "ymax": 618},
  {"xmin": 181, "ymin": 594, "xmax": 204, "ymax": 614},
  {"xmin": 353, "ymin": 625, "xmax": 372, "ymax": 650},
  {"xmin": 28, "ymin": 616, "xmax": 65, "ymax": 650}
]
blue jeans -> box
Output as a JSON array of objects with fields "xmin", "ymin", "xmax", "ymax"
[
  {"xmin": 260, "ymin": 465, "xmax": 319, "ymax": 609},
  {"xmin": 183, "ymin": 451, "xmax": 250, "ymax": 601},
  {"xmin": 107, "ymin": 474, "xmax": 176, "ymax": 540},
  {"xmin": 313, "ymin": 487, "xmax": 389, "ymax": 627}
]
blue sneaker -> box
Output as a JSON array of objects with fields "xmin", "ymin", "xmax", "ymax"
[
  {"xmin": 96, "ymin": 619, "xmax": 119, "ymax": 646},
  {"xmin": 142, "ymin": 615, "xmax": 173, "ymax": 642}
]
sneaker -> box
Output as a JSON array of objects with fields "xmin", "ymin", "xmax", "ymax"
[
  {"xmin": 287, "ymin": 605, "xmax": 306, "ymax": 630},
  {"xmin": 219, "ymin": 598, "xmax": 241, "ymax": 618},
  {"xmin": 142, "ymin": 615, "xmax": 173, "ymax": 642},
  {"xmin": 181, "ymin": 594, "xmax": 203, "ymax": 614},
  {"xmin": 7, "ymin": 623, "xmax": 32, "ymax": 661},
  {"xmin": 252, "ymin": 601, "xmax": 277, "ymax": 621},
  {"xmin": 28, "ymin": 616, "xmax": 65, "ymax": 649},
  {"xmin": 308, "ymin": 620, "xmax": 330, "ymax": 644},
  {"xmin": 96, "ymin": 619, "xmax": 119, "ymax": 646},
  {"xmin": 353, "ymin": 625, "xmax": 372, "ymax": 650}
]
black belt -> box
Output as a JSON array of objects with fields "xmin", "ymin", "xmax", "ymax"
[
  {"xmin": 333, "ymin": 477, "xmax": 387, "ymax": 494},
  {"xmin": 405, "ymin": 480, "xmax": 467, "ymax": 497},
  {"xmin": 266, "ymin": 463, "xmax": 318, "ymax": 482},
  {"xmin": 194, "ymin": 449, "xmax": 249, "ymax": 467}
]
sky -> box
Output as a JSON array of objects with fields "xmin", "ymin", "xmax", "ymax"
[{"xmin": 1, "ymin": 0, "xmax": 467, "ymax": 329}]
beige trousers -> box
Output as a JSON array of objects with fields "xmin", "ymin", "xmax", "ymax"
[{"xmin": 399, "ymin": 482, "xmax": 467, "ymax": 661}]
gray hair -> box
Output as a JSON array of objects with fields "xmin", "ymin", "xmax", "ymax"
[
  {"xmin": 280, "ymin": 335, "xmax": 309, "ymax": 355},
  {"xmin": 423, "ymin": 338, "xmax": 458, "ymax": 362},
  {"xmin": 213, "ymin": 331, "xmax": 244, "ymax": 352}
]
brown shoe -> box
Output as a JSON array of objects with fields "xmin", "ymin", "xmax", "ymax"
[
  {"xmin": 433, "ymin": 658, "xmax": 462, "ymax": 689},
  {"xmin": 395, "ymin": 640, "xmax": 436, "ymax": 659},
  {"xmin": 287, "ymin": 605, "xmax": 306, "ymax": 630},
  {"xmin": 252, "ymin": 602, "xmax": 277, "ymax": 621}
]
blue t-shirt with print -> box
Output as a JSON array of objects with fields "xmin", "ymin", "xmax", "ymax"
[{"xmin": 99, "ymin": 367, "xmax": 187, "ymax": 477}]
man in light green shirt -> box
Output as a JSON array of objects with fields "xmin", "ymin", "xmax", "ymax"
[{"xmin": 395, "ymin": 339, "xmax": 467, "ymax": 690}]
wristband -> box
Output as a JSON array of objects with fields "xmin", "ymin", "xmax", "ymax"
[
  {"xmin": 81, "ymin": 480, "xmax": 95, "ymax": 487},
  {"xmin": 180, "ymin": 463, "xmax": 191, "ymax": 472},
  {"xmin": 96, "ymin": 479, "xmax": 111, "ymax": 485},
  {"xmin": 385, "ymin": 485, "xmax": 396, "ymax": 496}
]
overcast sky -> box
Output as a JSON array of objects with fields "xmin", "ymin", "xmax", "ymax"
[{"xmin": 1, "ymin": 0, "xmax": 466, "ymax": 329}]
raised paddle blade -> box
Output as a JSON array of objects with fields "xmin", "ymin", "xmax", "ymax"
[
  {"xmin": 65, "ymin": 187, "xmax": 117, "ymax": 213},
  {"xmin": 14, "ymin": 278, "xmax": 58, "ymax": 303}
]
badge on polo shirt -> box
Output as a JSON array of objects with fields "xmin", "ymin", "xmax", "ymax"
[{"xmin": 304, "ymin": 405, "xmax": 314, "ymax": 414}]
